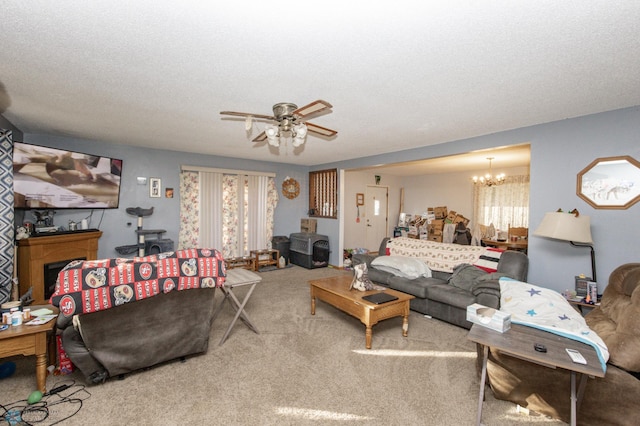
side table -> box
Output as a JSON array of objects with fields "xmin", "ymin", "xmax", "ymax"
[
  {"xmin": 212, "ymin": 268, "xmax": 262, "ymax": 345},
  {"xmin": 250, "ymin": 249, "xmax": 280, "ymax": 271},
  {"xmin": 225, "ymin": 256, "xmax": 255, "ymax": 270},
  {"xmin": 567, "ymin": 299, "xmax": 600, "ymax": 315},
  {"xmin": 0, "ymin": 306, "xmax": 59, "ymax": 393}
]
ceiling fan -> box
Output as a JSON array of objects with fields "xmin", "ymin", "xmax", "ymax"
[{"xmin": 220, "ymin": 100, "xmax": 338, "ymax": 147}]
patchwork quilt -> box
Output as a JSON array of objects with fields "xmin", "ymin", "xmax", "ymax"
[
  {"xmin": 499, "ymin": 277, "xmax": 609, "ymax": 371},
  {"xmin": 50, "ymin": 248, "xmax": 226, "ymax": 318},
  {"xmin": 385, "ymin": 237, "xmax": 503, "ymax": 273}
]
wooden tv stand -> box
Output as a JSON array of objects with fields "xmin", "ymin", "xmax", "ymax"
[{"xmin": 17, "ymin": 230, "xmax": 102, "ymax": 303}]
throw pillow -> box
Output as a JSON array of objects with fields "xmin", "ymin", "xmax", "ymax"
[{"xmin": 371, "ymin": 256, "xmax": 432, "ymax": 279}]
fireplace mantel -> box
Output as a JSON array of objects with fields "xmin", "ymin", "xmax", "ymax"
[{"xmin": 17, "ymin": 231, "xmax": 102, "ymax": 303}]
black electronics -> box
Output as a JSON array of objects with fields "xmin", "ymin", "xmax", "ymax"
[
  {"xmin": 362, "ymin": 293, "xmax": 398, "ymax": 305},
  {"xmin": 13, "ymin": 141, "xmax": 123, "ymax": 209}
]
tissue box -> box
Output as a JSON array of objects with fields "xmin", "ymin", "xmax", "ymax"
[{"xmin": 466, "ymin": 303, "xmax": 511, "ymax": 333}]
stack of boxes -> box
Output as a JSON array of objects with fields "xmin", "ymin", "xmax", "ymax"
[
  {"xmin": 396, "ymin": 206, "xmax": 472, "ymax": 243},
  {"xmin": 426, "ymin": 206, "xmax": 447, "ymax": 242}
]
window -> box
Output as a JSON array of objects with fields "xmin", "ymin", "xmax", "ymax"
[
  {"xmin": 309, "ymin": 168, "xmax": 337, "ymax": 218},
  {"xmin": 473, "ymin": 175, "xmax": 529, "ymax": 231}
]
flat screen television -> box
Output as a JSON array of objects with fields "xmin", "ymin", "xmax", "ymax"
[{"xmin": 13, "ymin": 142, "xmax": 123, "ymax": 209}]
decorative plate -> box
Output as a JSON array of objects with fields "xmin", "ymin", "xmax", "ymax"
[{"xmin": 282, "ymin": 178, "xmax": 300, "ymax": 199}]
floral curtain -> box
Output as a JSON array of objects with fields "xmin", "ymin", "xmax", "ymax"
[
  {"xmin": 222, "ymin": 174, "xmax": 239, "ymax": 257},
  {"xmin": 178, "ymin": 171, "xmax": 199, "ymax": 249},
  {"xmin": 473, "ymin": 174, "xmax": 530, "ymax": 232},
  {"xmin": 179, "ymin": 168, "xmax": 278, "ymax": 258}
]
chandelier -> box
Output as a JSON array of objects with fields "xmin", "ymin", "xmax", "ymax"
[{"xmin": 473, "ymin": 157, "xmax": 505, "ymax": 187}]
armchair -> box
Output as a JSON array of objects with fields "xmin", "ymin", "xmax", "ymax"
[{"xmin": 585, "ymin": 262, "xmax": 640, "ymax": 373}]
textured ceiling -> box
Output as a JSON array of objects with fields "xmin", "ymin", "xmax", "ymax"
[{"xmin": 1, "ymin": 1, "xmax": 639, "ymax": 170}]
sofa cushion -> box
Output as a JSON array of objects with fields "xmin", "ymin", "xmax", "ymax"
[
  {"xmin": 386, "ymin": 275, "xmax": 443, "ymax": 299},
  {"xmin": 371, "ymin": 255, "xmax": 432, "ymax": 279},
  {"xmin": 426, "ymin": 283, "xmax": 476, "ymax": 309}
]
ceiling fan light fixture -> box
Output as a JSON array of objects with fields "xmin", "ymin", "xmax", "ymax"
[
  {"xmin": 265, "ymin": 124, "xmax": 280, "ymax": 146},
  {"xmin": 292, "ymin": 123, "xmax": 308, "ymax": 147}
]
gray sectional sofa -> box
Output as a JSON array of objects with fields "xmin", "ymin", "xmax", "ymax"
[{"xmin": 351, "ymin": 238, "xmax": 529, "ymax": 328}]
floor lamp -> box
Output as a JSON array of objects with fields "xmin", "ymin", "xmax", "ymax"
[{"xmin": 533, "ymin": 210, "xmax": 596, "ymax": 282}]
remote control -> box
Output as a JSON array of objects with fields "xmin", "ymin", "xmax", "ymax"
[{"xmin": 566, "ymin": 348, "xmax": 587, "ymax": 364}]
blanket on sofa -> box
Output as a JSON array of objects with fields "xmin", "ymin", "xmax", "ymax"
[
  {"xmin": 499, "ymin": 277, "xmax": 609, "ymax": 371},
  {"xmin": 385, "ymin": 237, "xmax": 503, "ymax": 273},
  {"xmin": 50, "ymin": 248, "xmax": 226, "ymax": 317}
]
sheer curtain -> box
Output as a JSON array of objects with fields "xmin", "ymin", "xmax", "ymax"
[
  {"xmin": 179, "ymin": 167, "xmax": 278, "ymax": 258},
  {"xmin": 473, "ymin": 175, "xmax": 530, "ymax": 232}
]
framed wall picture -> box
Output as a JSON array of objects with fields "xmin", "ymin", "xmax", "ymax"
[
  {"xmin": 150, "ymin": 178, "xmax": 161, "ymax": 198},
  {"xmin": 577, "ymin": 155, "xmax": 640, "ymax": 209},
  {"xmin": 356, "ymin": 193, "xmax": 364, "ymax": 206}
]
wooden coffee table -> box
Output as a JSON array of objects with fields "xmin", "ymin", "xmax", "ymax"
[{"xmin": 309, "ymin": 275, "xmax": 414, "ymax": 349}]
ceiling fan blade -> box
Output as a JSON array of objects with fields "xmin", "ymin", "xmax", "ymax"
[
  {"xmin": 293, "ymin": 100, "xmax": 333, "ymax": 118},
  {"xmin": 220, "ymin": 111, "xmax": 275, "ymax": 120},
  {"xmin": 252, "ymin": 131, "xmax": 267, "ymax": 142},
  {"xmin": 306, "ymin": 122, "xmax": 338, "ymax": 137}
]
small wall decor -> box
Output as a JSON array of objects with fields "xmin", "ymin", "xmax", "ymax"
[
  {"xmin": 150, "ymin": 178, "xmax": 161, "ymax": 198},
  {"xmin": 356, "ymin": 193, "xmax": 364, "ymax": 206},
  {"xmin": 165, "ymin": 188, "xmax": 174, "ymax": 198},
  {"xmin": 282, "ymin": 177, "xmax": 300, "ymax": 199},
  {"xmin": 375, "ymin": 175, "xmax": 381, "ymax": 185},
  {"xmin": 577, "ymin": 155, "xmax": 640, "ymax": 209}
]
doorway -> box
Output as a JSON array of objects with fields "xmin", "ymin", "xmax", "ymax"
[{"xmin": 365, "ymin": 185, "xmax": 388, "ymax": 252}]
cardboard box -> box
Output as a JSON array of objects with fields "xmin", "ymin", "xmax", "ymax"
[
  {"xmin": 430, "ymin": 206, "xmax": 447, "ymax": 219},
  {"xmin": 445, "ymin": 210, "xmax": 457, "ymax": 223},
  {"xmin": 466, "ymin": 303, "xmax": 511, "ymax": 333},
  {"xmin": 430, "ymin": 219, "xmax": 444, "ymax": 230},
  {"xmin": 301, "ymin": 218, "xmax": 317, "ymax": 233},
  {"xmin": 427, "ymin": 234, "xmax": 443, "ymax": 242}
]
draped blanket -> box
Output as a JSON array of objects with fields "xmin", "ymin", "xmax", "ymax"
[
  {"xmin": 499, "ymin": 277, "xmax": 609, "ymax": 371},
  {"xmin": 50, "ymin": 248, "xmax": 226, "ymax": 318},
  {"xmin": 386, "ymin": 237, "xmax": 503, "ymax": 273}
]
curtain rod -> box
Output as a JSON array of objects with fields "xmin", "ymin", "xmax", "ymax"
[{"xmin": 181, "ymin": 165, "xmax": 276, "ymax": 177}]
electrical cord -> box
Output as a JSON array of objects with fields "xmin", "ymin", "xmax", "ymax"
[{"xmin": 1, "ymin": 380, "xmax": 91, "ymax": 426}]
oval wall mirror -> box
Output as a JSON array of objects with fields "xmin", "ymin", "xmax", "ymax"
[{"xmin": 577, "ymin": 155, "xmax": 640, "ymax": 209}]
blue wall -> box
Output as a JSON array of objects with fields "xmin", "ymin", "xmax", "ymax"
[
  {"xmin": 18, "ymin": 134, "xmax": 310, "ymax": 259},
  {"xmin": 6, "ymin": 105, "xmax": 640, "ymax": 293},
  {"xmin": 316, "ymin": 106, "xmax": 640, "ymax": 293}
]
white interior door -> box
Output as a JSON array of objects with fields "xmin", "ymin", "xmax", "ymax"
[{"xmin": 365, "ymin": 186, "xmax": 388, "ymax": 252}]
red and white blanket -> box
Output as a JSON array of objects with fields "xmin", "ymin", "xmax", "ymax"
[{"xmin": 50, "ymin": 248, "xmax": 226, "ymax": 318}]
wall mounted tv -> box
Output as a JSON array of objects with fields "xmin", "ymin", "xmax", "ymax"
[{"xmin": 13, "ymin": 142, "xmax": 123, "ymax": 209}]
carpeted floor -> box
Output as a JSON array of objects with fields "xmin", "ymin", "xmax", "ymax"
[{"xmin": 0, "ymin": 265, "xmax": 563, "ymax": 425}]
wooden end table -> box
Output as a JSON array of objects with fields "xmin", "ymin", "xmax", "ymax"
[
  {"xmin": 250, "ymin": 249, "xmax": 280, "ymax": 271},
  {"xmin": 309, "ymin": 275, "xmax": 414, "ymax": 349},
  {"xmin": 225, "ymin": 256, "xmax": 256, "ymax": 270},
  {"xmin": 0, "ymin": 306, "xmax": 59, "ymax": 393}
]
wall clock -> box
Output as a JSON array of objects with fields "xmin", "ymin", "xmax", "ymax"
[{"xmin": 282, "ymin": 177, "xmax": 300, "ymax": 199}]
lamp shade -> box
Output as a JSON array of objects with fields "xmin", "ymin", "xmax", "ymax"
[{"xmin": 533, "ymin": 212, "xmax": 593, "ymax": 243}]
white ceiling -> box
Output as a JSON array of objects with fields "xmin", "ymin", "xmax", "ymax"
[{"xmin": 1, "ymin": 1, "xmax": 639, "ymax": 172}]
